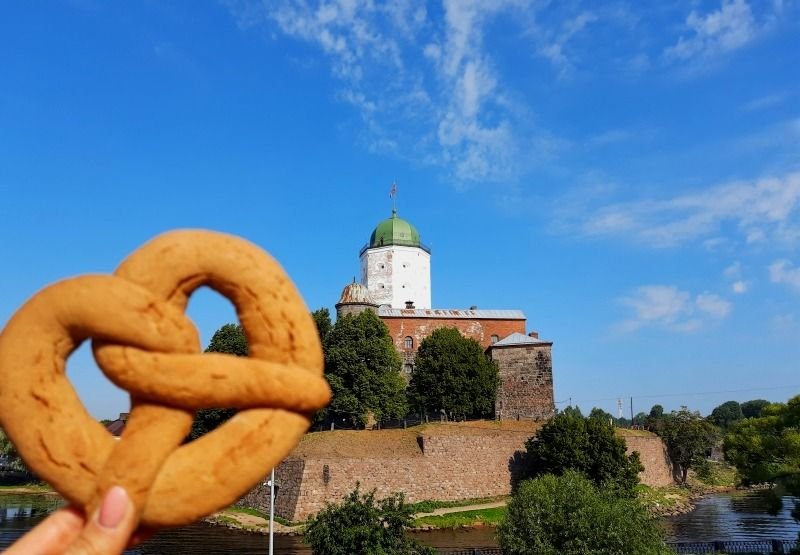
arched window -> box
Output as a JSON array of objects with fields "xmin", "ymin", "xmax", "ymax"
[
  {"xmin": 491, "ymin": 335, "xmax": 499, "ymax": 344},
  {"xmin": 404, "ymin": 336, "xmax": 413, "ymax": 349}
]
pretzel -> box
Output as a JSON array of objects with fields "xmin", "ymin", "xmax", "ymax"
[{"xmin": 0, "ymin": 230, "xmax": 330, "ymax": 528}]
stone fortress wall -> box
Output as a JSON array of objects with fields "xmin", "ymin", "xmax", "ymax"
[{"xmin": 238, "ymin": 424, "xmax": 673, "ymax": 521}]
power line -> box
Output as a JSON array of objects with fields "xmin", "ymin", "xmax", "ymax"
[{"xmin": 554, "ymin": 384, "xmax": 800, "ymax": 406}]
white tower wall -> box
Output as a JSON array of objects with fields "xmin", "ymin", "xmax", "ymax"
[{"xmin": 360, "ymin": 245, "xmax": 431, "ymax": 309}]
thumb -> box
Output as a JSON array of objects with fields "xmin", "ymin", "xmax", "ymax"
[{"xmin": 65, "ymin": 486, "xmax": 138, "ymax": 555}]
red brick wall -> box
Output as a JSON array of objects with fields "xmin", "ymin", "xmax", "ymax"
[{"xmin": 382, "ymin": 317, "xmax": 525, "ymax": 353}]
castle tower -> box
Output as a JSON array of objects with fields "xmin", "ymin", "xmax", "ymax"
[
  {"xmin": 335, "ymin": 281, "xmax": 379, "ymax": 319},
  {"xmin": 359, "ymin": 209, "xmax": 431, "ymax": 309}
]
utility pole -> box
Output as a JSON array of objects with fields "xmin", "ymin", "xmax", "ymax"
[{"xmin": 267, "ymin": 468, "xmax": 277, "ymax": 555}]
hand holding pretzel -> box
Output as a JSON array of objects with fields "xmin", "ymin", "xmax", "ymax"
[{"xmin": 0, "ymin": 230, "xmax": 331, "ymax": 531}]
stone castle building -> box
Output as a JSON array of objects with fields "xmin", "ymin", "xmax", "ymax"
[{"xmin": 336, "ymin": 209, "xmax": 555, "ymax": 420}]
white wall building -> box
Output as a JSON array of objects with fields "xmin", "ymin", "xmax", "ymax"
[{"xmin": 359, "ymin": 210, "xmax": 431, "ymax": 309}]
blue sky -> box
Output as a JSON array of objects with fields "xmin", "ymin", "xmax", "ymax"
[{"xmin": 1, "ymin": 0, "xmax": 799, "ymax": 420}]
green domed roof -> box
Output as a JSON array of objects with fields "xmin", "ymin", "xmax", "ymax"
[{"xmin": 369, "ymin": 210, "xmax": 420, "ymax": 248}]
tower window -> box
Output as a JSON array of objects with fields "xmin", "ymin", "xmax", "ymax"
[
  {"xmin": 379, "ymin": 263, "xmax": 385, "ymax": 269},
  {"xmin": 404, "ymin": 336, "xmax": 413, "ymax": 349},
  {"xmin": 379, "ymin": 284, "xmax": 385, "ymax": 289},
  {"xmin": 491, "ymin": 335, "xmax": 499, "ymax": 344}
]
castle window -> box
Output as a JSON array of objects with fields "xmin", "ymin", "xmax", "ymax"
[
  {"xmin": 403, "ymin": 363, "xmax": 413, "ymax": 375},
  {"xmin": 491, "ymin": 335, "xmax": 499, "ymax": 344},
  {"xmin": 404, "ymin": 336, "xmax": 413, "ymax": 349}
]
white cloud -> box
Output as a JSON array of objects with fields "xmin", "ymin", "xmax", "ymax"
[
  {"xmin": 696, "ymin": 292, "xmax": 732, "ymax": 318},
  {"xmin": 664, "ymin": 0, "xmax": 757, "ymax": 64},
  {"xmin": 577, "ymin": 172, "xmax": 800, "ymax": 247},
  {"xmin": 537, "ymin": 11, "xmax": 598, "ymax": 77},
  {"xmin": 769, "ymin": 259, "xmax": 800, "ymax": 292},
  {"xmin": 618, "ymin": 285, "xmax": 731, "ymax": 333},
  {"xmin": 732, "ymin": 280, "xmax": 748, "ymax": 294},
  {"xmin": 724, "ymin": 261, "xmax": 742, "ymax": 279},
  {"xmin": 225, "ymin": 0, "xmax": 547, "ymax": 183},
  {"xmin": 742, "ymin": 92, "xmax": 789, "ymax": 112}
]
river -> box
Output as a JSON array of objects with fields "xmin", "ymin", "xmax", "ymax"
[{"xmin": 0, "ymin": 491, "xmax": 797, "ymax": 553}]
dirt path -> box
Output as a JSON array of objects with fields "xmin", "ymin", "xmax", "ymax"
[{"xmin": 414, "ymin": 500, "xmax": 507, "ymax": 517}]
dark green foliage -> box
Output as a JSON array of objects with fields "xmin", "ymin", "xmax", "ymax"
[
  {"xmin": 312, "ymin": 308, "xmax": 333, "ymax": 347},
  {"xmin": 661, "ymin": 407, "xmax": 719, "ymax": 484},
  {"xmin": 725, "ymin": 395, "xmax": 800, "ymax": 549},
  {"xmin": 708, "ymin": 400, "xmax": 744, "ymax": 429},
  {"xmin": 560, "ymin": 405, "xmax": 583, "ymax": 418},
  {"xmin": 647, "ymin": 404, "xmax": 667, "ymax": 434},
  {"xmin": 407, "ymin": 328, "xmax": 499, "ymax": 419},
  {"xmin": 741, "ymin": 399, "xmax": 770, "ymax": 419},
  {"xmin": 724, "ymin": 395, "xmax": 800, "ymax": 485},
  {"xmin": 524, "ymin": 413, "xmax": 643, "ymax": 496},
  {"xmin": 497, "ymin": 471, "xmax": 670, "ymax": 555},
  {"xmin": 588, "ymin": 407, "xmax": 614, "ymax": 423},
  {"xmin": 323, "ymin": 311, "xmax": 407, "ymax": 428},
  {"xmin": 0, "ymin": 428, "xmax": 27, "ymax": 473},
  {"xmin": 205, "ymin": 323, "xmax": 248, "ymax": 356},
  {"xmin": 189, "ymin": 323, "xmax": 248, "ymax": 440},
  {"xmin": 304, "ymin": 486, "xmax": 434, "ymax": 555}
]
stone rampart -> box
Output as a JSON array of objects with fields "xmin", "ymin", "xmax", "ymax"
[{"xmin": 238, "ymin": 424, "xmax": 673, "ymax": 521}]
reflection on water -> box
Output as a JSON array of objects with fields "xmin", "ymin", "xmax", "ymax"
[
  {"xmin": 663, "ymin": 490, "xmax": 800, "ymax": 542},
  {"xmin": 1, "ymin": 490, "xmax": 798, "ymax": 552},
  {"xmin": 0, "ymin": 494, "xmax": 496, "ymax": 554}
]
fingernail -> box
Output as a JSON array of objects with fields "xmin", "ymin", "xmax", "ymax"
[{"xmin": 98, "ymin": 486, "xmax": 130, "ymax": 529}]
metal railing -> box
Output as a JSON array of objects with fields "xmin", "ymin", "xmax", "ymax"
[
  {"xmin": 437, "ymin": 541, "xmax": 800, "ymax": 554},
  {"xmin": 668, "ymin": 539, "xmax": 799, "ymax": 554}
]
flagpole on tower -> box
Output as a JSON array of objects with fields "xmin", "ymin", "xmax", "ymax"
[{"xmin": 389, "ymin": 181, "xmax": 397, "ymax": 215}]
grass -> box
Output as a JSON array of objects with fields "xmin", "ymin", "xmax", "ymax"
[
  {"xmin": 636, "ymin": 484, "xmax": 692, "ymax": 513},
  {"xmin": 694, "ymin": 461, "xmax": 738, "ymax": 488},
  {"xmin": 413, "ymin": 506, "xmax": 506, "ymax": 528},
  {"xmin": 407, "ymin": 495, "xmax": 508, "ymax": 514},
  {"xmin": 0, "ymin": 482, "xmax": 52, "ymax": 492},
  {"xmin": 227, "ymin": 506, "xmax": 299, "ymax": 527}
]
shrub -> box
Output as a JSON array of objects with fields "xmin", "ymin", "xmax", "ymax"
[
  {"xmin": 497, "ymin": 471, "xmax": 670, "ymax": 555},
  {"xmin": 304, "ymin": 486, "xmax": 434, "ymax": 555},
  {"xmin": 524, "ymin": 412, "xmax": 643, "ymax": 496}
]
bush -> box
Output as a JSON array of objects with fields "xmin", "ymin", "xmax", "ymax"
[
  {"xmin": 524, "ymin": 412, "xmax": 643, "ymax": 496},
  {"xmin": 497, "ymin": 471, "xmax": 670, "ymax": 555},
  {"xmin": 304, "ymin": 486, "xmax": 434, "ymax": 555}
]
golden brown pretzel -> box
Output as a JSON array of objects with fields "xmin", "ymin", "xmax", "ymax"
[{"xmin": 0, "ymin": 230, "xmax": 330, "ymax": 528}]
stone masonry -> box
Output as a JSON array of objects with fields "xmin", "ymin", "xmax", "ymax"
[
  {"xmin": 238, "ymin": 426, "xmax": 673, "ymax": 521},
  {"xmin": 491, "ymin": 343, "xmax": 555, "ymax": 420}
]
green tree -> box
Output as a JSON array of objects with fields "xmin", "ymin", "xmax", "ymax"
[
  {"xmin": 708, "ymin": 400, "xmax": 744, "ymax": 429},
  {"xmin": 725, "ymin": 396, "xmax": 800, "ymax": 551},
  {"xmin": 312, "ymin": 307, "xmax": 333, "ymax": 348},
  {"xmin": 741, "ymin": 399, "xmax": 770, "ymax": 419},
  {"xmin": 407, "ymin": 328, "xmax": 499, "ymax": 420},
  {"xmin": 561, "ymin": 405, "xmax": 583, "ymax": 418},
  {"xmin": 588, "ymin": 407, "xmax": 614, "ymax": 424},
  {"xmin": 304, "ymin": 486, "xmax": 434, "ymax": 555},
  {"xmin": 524, "ymin": 412, "xmax": 643, "ymax": 496},
  {"xmin": 324, "ymin": 310, "xmax": 407, "ymax": 427},
  {"xmin": 724, "ymin": 396, "xmax": 800, "ymax": 485},
  {"xmin": 647, "ymin": 404, "xmax": 666, "ymax": 434},
  {"xmin": 497, "ymin": 471, "xmax": 670, "ymax": 555},
  {"xmin": 189, "ymin": 323, "xmax": 248, "ymax": 440},
  {"xmin": 205, "ymin": 322, "xmax": 248, "ymax": 356},
  {"xmin": 661, "ymin": 407, "xmax": 719, "ymax": 484},
  {"xmin": 0, "ymin": 428, "xmax": 27, "ymax": 473}
]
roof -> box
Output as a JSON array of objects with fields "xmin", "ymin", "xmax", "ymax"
[
  {"xmin": 336, "ymin": 282, "xmax": 376, "ymax": 305},
  {"xmin": 491, "ymin": 332, "xmax": 552, "ymax": 347},
  {"xmin": 367, "ymin": 210, "xmax": 423, "ymax": 250},
  {"xmin": 378, "ymin": 307, "xmax": 526, "ymax": 320}
]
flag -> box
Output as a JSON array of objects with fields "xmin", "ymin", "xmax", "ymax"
[{"xmin": 389, "ymin": 182, "xmax": 397, "ymax": 199}]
